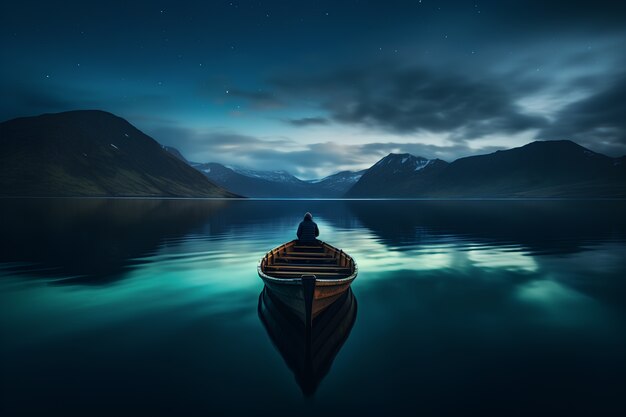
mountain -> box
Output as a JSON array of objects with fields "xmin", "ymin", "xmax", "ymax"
[
  {"xmin": 230, "ymin": 167, "xmax": 304, "ymax": 184},
  {"xmin": 163, "ymin": 145, "xmax": 188, "ymax": 163},
  {"xmin": 194, "ymin": 162, "xmax": 364, "ymax": 197},
  {"xmin": 192, "ymin": 162, "xmax": 310, "ymax": 197},
  {"xmin": 308, "ymin": 170, "xmax": 367, "ymax": 195},
  {"xmin": 430, "ymin": 140, "xmax": 626, "ymax": 197},
  {"xmin": 346, "ymin": 141, "xmax": 626, "ymax": 198},
  {"xmin": 0, "ymin": 110, "xmax": 237, "ymax": 197},
  {"xmin": 345, "ymin": 154, "xmax": 448, "ymax": 197}
]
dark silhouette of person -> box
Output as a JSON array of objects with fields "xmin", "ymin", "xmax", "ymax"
[{"xmin": 297, "ymin": 212, "xmax": 320, "ymax": 244}]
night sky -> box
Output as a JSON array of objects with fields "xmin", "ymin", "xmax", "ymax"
[{"xmin": 2, "ymin": 0, "xmax": 625, "ymax": 178}]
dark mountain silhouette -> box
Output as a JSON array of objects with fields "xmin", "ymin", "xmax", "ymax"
[
  {"xmin": 0, "ymin": 110, "xmax": 236, "ymax": 197},
  {"xmin": 346, "ymin": 141, "xmax": 626, "ymax": 198},
  {"xmin": 346, "ymin": 153, "xmax": 448, "ymax": 197},
  {"xmin": 163, "ymin": 145, "xmax": 188, "ymax": 163},
  {"xmin": 193, "ymin": 162, "xmax": 364, "ymax": 197}
]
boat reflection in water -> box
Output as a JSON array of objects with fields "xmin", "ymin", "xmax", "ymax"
[{"xmin": 258, "ymin": 286, "xmax": 357, "ymax": 396}]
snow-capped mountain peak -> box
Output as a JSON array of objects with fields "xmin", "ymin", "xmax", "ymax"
[
  {"xmin": 373, "ymin": 153, "xmax": 432, "ymax": 174},
  {"xmin": 228, "ymin": 167, "xmax": 303, "ymax": 184}
]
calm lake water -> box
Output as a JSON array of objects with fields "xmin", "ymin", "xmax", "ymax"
[{"xmin": 1, "ymin": 198, "xmax": 625, "ymax": 416}]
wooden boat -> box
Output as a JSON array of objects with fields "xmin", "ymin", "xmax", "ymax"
[
  {"xmin": 257, "ymin": 240, "xmax": 357, "ymax": 324},
  {"xmin": 258, "ymin": 286, "xmax": 357, "ymax": 396}
]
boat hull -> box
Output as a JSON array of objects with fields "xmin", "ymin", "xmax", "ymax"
[
  {"xmin": 260, "ymin": 276, "xmax": 355, "ymax": 322},
  {"xmin": 258, "ymin": 240, "xmax": 358, "ymax": 323}
]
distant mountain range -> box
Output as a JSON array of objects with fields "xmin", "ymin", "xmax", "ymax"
[
  {"xmin": 0, "ymin": 111, "xmax": 236, "ymax": 197},
  {"xmin": 2, "ymin": 110, "xmax": 624, "ymax": 198},
  {"xmin": 346, "ymin": 141, "xmax": 626, "ymax": 198},
  {"xmin": 189, "ymin": 161, "xmax": 364, "ymax": 197},
  {"xmin": 182, "ymin": 141, "xmax": 625, "ymax": 198}
]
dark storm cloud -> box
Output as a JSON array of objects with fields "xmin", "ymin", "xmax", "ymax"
[
  {"xmin": 271, "ymin": 65, "xmax": 548, "ymax": 141},
  {"xmin": 539, "ymin": 72, "xmax": 626, "ymax": 155},
  {"xmin": 285, "ymin": 117, "xmax": 329, "ymax": 127},
  {"xmin": 3, "ymin": 0, "xmax": 626, "ymax": 168}
]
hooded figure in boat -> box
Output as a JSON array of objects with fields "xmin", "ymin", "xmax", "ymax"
[{"xmin": 297, "ymin": 212, "xmax": 320, "ymax": 243}]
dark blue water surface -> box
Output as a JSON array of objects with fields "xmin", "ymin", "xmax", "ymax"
[{"xmin": 1, "ymin": 199, "xmax": 625, "ymax": 416}]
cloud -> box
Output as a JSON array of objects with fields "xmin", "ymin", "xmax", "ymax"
[
  {"xmin": 151, "ymin": 125, "xmax": 352, "ymax": 178},
  {"xmin": 264, "ymin": 36, "xmax": 626, "ymax": 156},
  {"xmin": 227, "ymin": 88, "xmax": 284, "ymax": 109},
  {"xmin": 535, "ymin": 72, "xmax": 626, "ymax": 156},
  {"xmin": 475, "ymin": 1, "xmax": 626, "ymax": 35},
  {"xmin": 150, "ymin": 124, "xmax": 519, "ymax": 179},
  {"xmin": 150, "ymin": 126, "xmax": 296, "ymax": 155},
  {"xmin": 285, "ymin": 117, "xmax": 329, "ymax": 127},
  {"xmin": 270, "ymin": 64, "xmax": 549, "ymax": 142}
]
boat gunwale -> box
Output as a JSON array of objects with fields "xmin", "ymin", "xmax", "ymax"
[{"xmin": 257, "ymin": 240, "xmax": 358, "ymax": 285}]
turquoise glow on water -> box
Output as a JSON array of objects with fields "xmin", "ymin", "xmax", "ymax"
[{"xmin": 1, "ymin": 199, "xmax": 625, "ymax": 416}]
